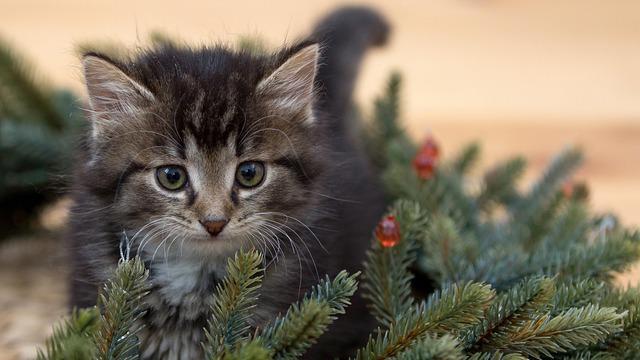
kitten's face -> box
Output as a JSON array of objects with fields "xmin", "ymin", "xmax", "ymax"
[{"xmin": 82, "ymin": 44, "xmax": 324, "ymax": 259}]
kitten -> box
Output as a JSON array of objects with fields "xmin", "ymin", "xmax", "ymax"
[{"xmin": 69, "ymin": 7, "xmax": 389, "ymax": 359}]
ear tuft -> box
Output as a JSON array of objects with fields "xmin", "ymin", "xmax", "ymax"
[
  {"xmin": 82, "ymin": 55, "xmax": 154, "ymax": 138},
  {"xmin": 256, "ymin": 44, "xmax": 319, "ymax": 122}
]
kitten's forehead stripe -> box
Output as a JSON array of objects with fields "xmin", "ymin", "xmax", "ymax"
[{"xmin": 190, "ymin": 91, "xmax": 206, "ymax": 131}]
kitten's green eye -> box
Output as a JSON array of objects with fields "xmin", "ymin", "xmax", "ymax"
[
  {"xmin": 156, "ymin": 166, "xmax": 188, "ymax": 191},
  {"xmin": 236, "ymin": 161, "xmax": 265, "ymax": 188}
]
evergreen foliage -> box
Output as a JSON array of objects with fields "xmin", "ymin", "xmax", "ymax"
[
  {"xmin": 257, "ymin": 270, "xmax": 359, "ymax": 359},
  {"xmin": 204, "ymin": 250, "xmax": 264, "ymax": 359},
  {"xmin": 0, "ymin": 37, "xmax": 83, "ymax": 236},
  {"xmin": 450, "ymin": 142, "xmax": 481, "ymax": 176},
  {"xmin": 38, "ymin": 73, "xmax": 640, "ymax": 359},
  {"xmin": 92, "ymin": 257, "xmax": 150, "ymax": 360},
  {"xmin": 36, "ymin": 308, "xmax": 100, "ymax": 360},
  {"xmin": 362, "ymin": 200, "xmax": 423, "ymax": 326}
]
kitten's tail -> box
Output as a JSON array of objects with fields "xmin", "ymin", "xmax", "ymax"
[{"xmin": 311, "ymin": 6, "xmax": 391, "ymax": 131}]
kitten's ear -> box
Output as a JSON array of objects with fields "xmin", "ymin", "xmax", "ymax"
[
  {"xmin": 82, "ymin": 55, "xmax": 155, "ymax": 138},
  {"xmin": 256, "ymin": 44, "xmax": 319, "ymax": 123}
]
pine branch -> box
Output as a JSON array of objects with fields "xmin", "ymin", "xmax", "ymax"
[
  {"xmin": 437, "ymin": 171, "xmax": 479, "ymax": 230},
  {"xmin": 551, "ymin": 278, "xmax": 606, "ymax": 314},
  {"xmin": 258, "ymin": 271, "xmax": 359, "ymax": 359},
  {"xmin": 37, "ymin": 308, "xmax": 100, "ymax": 360},
  {"xmin": 220, "ymin": 339, "xmax": 273, "ymax": 360},
  {"xmin": 0, "ymin": 37, "xmax": 66, "ymax": 129},
  {"xmin": 204, "ymin": 249, "xmax": 264, "ymax": 359},
  {"xmin": 389, "ymin": 168, "xmax": 476, "ymax": 230},
  {"xmin": 476, "ymin": 157, "xmax": 526, "ymax": 210},
  {"xmin": 511, "ymin": 147, "xmax": 583, "ymax": 235},
  {"xmin": 535, "ymin": 230, "xmax": 640, "ymax": 283},
  {"xmin": 381, "ymin": 160, "xmax": 422, "ymax": 200},
  {"xmin": 305, "ymin": 270, "xmax": 360, "ymax": 316},
  {"xmin": 418, "ymin": 215, "xmax": 474, "ymax": 285},
  {"xmin": 539, "ymin": 201, "xmax": 590, "ymax": 251},
  {"xmin": 467, "ymin": 352, "xmax": 527, "ymax": 360},
  {"xmin": 93, "ymin": 257, "xmax": 150, "ymax": 360},
  {"xmin": 362, "ymin": 200, "xmax": 424, "ymax": 327},
  {"xmin": 354, "ymin": 282, "xmax": 494, "ymax": 360},
  {"xmin": 464, "ymin": 243, "xmax": 529, "ymax": 288},
  {"xmin": 261, "ymin": 300, "xmax": 332, "ymax": 360},
  {"xmin": 367, "ymin": 72, "xmax": 415, "ymax": 169},
  {"xmin": 395, "ymin": 335, "xmax": 464, "ymax": 360},
  {"xmin": 483, "ymin": 305, "xmax": 624, "ymax": 359},
  {"xmin": 463, "ymin": 277, "xmax": 555, "ymax": 350},
  {"xmin": 424, "ymin": 281, "xmax": 495, "ymax": 336},
  {"xmin": 515, "ymin": 190, "xmax": 565, "ymax": 251},
  {"xmin": 450, "ymin": 142, "xmax": 480, "ymax": 175},
  {"xmin": 373, "ymin": 72, "xmax": 402, "ymax": 144},
  {"xmin": 490, "ymin": 228, "xmax": 640, "ymax": 289},
  {"xmin": 596, "ymin": 287, "xmax": 640, "ymax": 359},
  {"xmin": 561, "ymin": 352, "xmax": 616, "ymax": 360}
]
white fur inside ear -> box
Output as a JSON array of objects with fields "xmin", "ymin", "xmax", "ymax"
[
  {"xmin": 82, "ymin": 55, "xmax": 155, "ymax": 139},
  {"xmin": 256, "ymin": 44, "xmax": 319, "ymax": 124}
]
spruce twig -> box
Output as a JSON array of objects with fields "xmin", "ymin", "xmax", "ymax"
[
  {"xmin": 484, "ymin": 305, "xmax": 624, "ymax": 359},
  {"xmin": 204, "ymin": 249, "xmax": 264, "ymax": 359},
  {"xmin": 92, "ymin": 257, "xmax": 150, "ymax": 360},
  {"xmin": 394, "ymin": 335, "xmax": 464, "ymax": 360},
  {"xmin": 476, "ymin": 156, "xmax": 526, "ymax": 210},
  {"xmin": 362, "ymin": 201, "xmax": 424, "ymax": 327},
  {"xmin": 36, "ymin": 308, "xmax": 100, "ymax": 360},
  {"xmin": 463, "ymin": 277, "xmax": 556, "ymax": 350},
  {"xmin": 450, "ymin": 142, "xmax": 480, "ymax": 175},
  {"xmin": 258, "ymin": 271, "xmax": 359, "ymax": 359},
  {"xmin": 0, "ymin": 37, "xmax": 66, "ymax": 129},
  {"xmin": 354, "ymin": 282, "xmax": 494, "ymax": 360}
]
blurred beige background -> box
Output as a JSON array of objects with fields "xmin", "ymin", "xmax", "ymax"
[
  {"xmin": 2, "ymin": 0, "xmax": 639, "ymax": 224},
  {"xmin": 2, "ymin": 0, "xmax": 640, "ymax": 223},
  {"xmin": 0, "ymin": 1, "xmax": 639, "ymax": 358}
]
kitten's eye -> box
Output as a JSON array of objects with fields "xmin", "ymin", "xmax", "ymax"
[
  {"xmin": 236, "ymin": 161, "xmax": 265, "ymax": 188},
  {"xmin": 156, "ymin": 166, "xmax": 188, "ymax": 191}
]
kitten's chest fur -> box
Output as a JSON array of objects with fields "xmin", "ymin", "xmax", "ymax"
[
  {"xmin": 138, "ymin": 254, "xmax": 296, "ymax": 360},
  {"xmin": 139, "ymin": 257, "xmax": 219, "ymax": 359}
]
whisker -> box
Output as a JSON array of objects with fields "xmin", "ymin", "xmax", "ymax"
[
  {"xmin": 152, "ymin": 226, "xmax": 178, "ymax": 261},
  {"xmin": 255, "ymin": 217, "xmax": 309, "ymax": 289},
  {"xmin": 260, "ymin": 218, "xmax": 319, "ymax": 280},
  {"xmin": 255, "ymin": 211, "xmax": 328, "ymax": 254}
]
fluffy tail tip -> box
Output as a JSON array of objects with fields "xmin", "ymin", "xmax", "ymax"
[{"xmin": 312, "ymin": 6, "xmax": 391, "ymax": 48}]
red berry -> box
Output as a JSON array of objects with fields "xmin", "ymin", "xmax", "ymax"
[
  {"xmin": 420, "ymin": 136, "xmax": 440, "ymax": 159},
  {"xmin": 375, "ymin": 215, "xmax": 401, "ymax": 248},
  {"xmin": 412, "ymin": 151, "xmax": 436, "ymax": 180},
  {"xmin": 412, "ymin": 136, "xmax": 440, "ymax": 180}
]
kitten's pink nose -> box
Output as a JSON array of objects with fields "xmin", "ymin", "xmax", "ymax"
[{"xmin": 200, "ymin": 217, "xmax": 228, "ymax": 237}]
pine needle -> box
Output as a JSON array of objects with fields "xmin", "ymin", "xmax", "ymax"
[
  {"xmin": 204, "ymin": 249, "xmax": 264, "ymax": 359},
  {"xmin": 36, "ymin": 308, "xmax": 100, "ymax": 360},
  {"xmin": 354, "ymin": 282, "xmax": 494, "ymax": 360},
  {"xmin": 362, "ymin": 200, "xmax": 424, "ymax": 326},
  {"xmin": 258, "ymin": 270, "xmax": 359, "ymax": 359},
  {"xmin": 486, "ymin": 305, "xmax": 624, "ymax": 359},
  {"xmin": 92, "ymin": 257, "xmax": 150, "ymax": 360}
]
